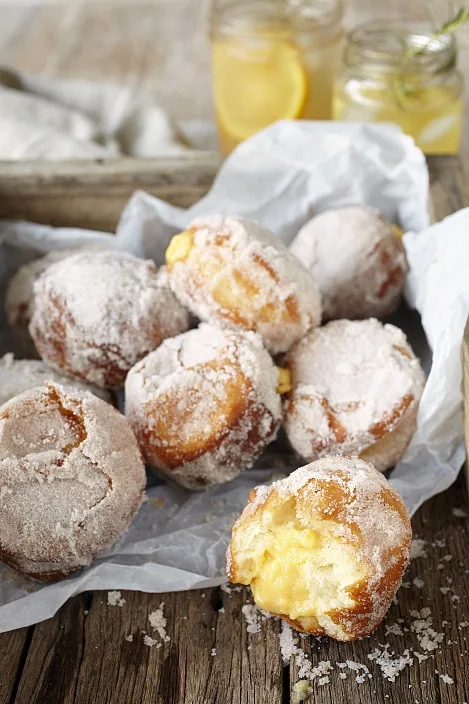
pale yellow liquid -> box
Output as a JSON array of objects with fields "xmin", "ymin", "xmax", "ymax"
[
  {"xmin": 212, "ymin": 30, "xmax": 343, "ymax": 154},
  {"xmin": 333, "ymin": 80, "xmax": 462, "ymax": 155}
]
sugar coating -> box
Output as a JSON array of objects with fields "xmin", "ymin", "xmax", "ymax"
[
  {"xmin": 289, "ymin": 206, "xmax": 407, "ymax": 320},
  {"xmin": 167, "ymin": 215, "xmax": 322, "ymax": 354},
  {"xmin": 5, "ymin": 250, "xmax": 77, "ymax": 327},
  {"xmin": 125, "ymin": 324, "xmax": 281, "ymax": 489},
  {"xmin": 0, "ymin": 354, "xmax": 112, "ymax": 406},
  {"xmin": 29, "ymin": 251, "xmax": 189, "ymax": 388},
  {"xmin": 284, "ymin": 319, "xmax": 425, "ymax": 469},
  {"xmin": 230, "ymin": 457, "xmax": 411, "ymax": 639},
  {"xmin": 0, "ymin": 382, "xmax": 146, "ymax": 580}
]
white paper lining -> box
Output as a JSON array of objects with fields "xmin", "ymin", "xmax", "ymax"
[{"xmin": 0, "ymin": 121, "xmax": 465, "ymax": 632}]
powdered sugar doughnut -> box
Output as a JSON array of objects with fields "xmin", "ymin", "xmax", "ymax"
[
  {"xmin": 5, "ymin": 246, "xmax": 110, "ymax": 327},
  {"xmin": 227, "ymin": 457, "xmax": 411, "ymax": 641},
  {"xmin": 165, "ymin": 215, "xmax": 321, "ymax": 354},
  {"xmin": 289, "ymin": 206, "xmax": 407, "ymax": 320},
  {"xmin": 5, "ymin": 250, "xmax": 77, "ymax": 327},
  {"xmin": 0, "ymin": 382, "xmax": 146, "ymax": 581},
  {"xmin": 29, "ymin": 251, "xmax": 190, "ymax": 388},
  {"xmin": 125, "ymin": 324, "xmax": 282, "ymax": 490},
  {"xmin": 284, "ymin": 319, "xmax": 425, "ymax": 471},
  {"xmin": 0, "ymin": 354, "xmax": 112, "ymax": 406}
]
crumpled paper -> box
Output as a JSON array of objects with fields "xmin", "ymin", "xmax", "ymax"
[{"xmin": 1, "ymin": 120, "xmax": 463, "ymax": 633}]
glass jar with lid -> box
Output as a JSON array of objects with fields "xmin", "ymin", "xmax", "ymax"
[
  {"xmin": 210, "ymin": 0, "xmax": 344, "ymax": 154},
  {"xmin": 333, "ymin": 21, "xmax": 463, "ymax": 154}
]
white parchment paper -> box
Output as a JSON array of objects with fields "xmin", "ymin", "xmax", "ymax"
[{"xmin": 0, "ymin": 120, "xmax": 465, "ymax": 632}]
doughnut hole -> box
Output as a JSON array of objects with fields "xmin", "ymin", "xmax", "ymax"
[{"xmin": 0, "ymin": 382, "xmax": 145, "ymax": 581}]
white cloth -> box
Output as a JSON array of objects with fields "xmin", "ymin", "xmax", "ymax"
[{"xmin": 0, "ymin": 66, "xmax": 191, "ymax": 159}]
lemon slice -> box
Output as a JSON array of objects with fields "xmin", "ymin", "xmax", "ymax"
[{"xmin": 213, "ymin": 36, "xmax": 307, "ymax": 147}]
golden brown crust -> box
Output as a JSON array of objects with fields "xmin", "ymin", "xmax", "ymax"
[
  {"xmin": 227, "ymin": 457, "xmax": 411, "ymax": 641},
  {"xmin": 166, "ymin": 216, "xmax": 321, "ymax": 355},
  {"xmin": 29, "ymin": 251, "xmax": 189, "ymax": 388},
  {"xmin": 125, "ymin": 325, "xmax": 282, "ymax": 490},
  {"xmin": 283, "ymin": 319, "xmax": 425, "ymax": 470}
]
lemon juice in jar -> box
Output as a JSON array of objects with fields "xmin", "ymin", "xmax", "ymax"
[
  {"xmin": 210, "ymin": 0, "xmax": 344, "ymax": 153},
  {"xmin": 333, "ymin": 21, "xmax": 463, "ymax": 154}
]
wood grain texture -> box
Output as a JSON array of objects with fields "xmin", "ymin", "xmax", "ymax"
[
  {"xmin": 0, "ymin": 154, "xmax": 222, "ymax": 231},
  {"xmin": 0, "ymin": 626, "xmax": 32, "ymax": 704}
]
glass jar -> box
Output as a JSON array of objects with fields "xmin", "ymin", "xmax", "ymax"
[
  {"xmin": 210, "ymin": 0, "xmax": 344, "ymax": 154},
  {"xmin": 333, "ymin": 21, "xmax": 463, "ymax": 154}
]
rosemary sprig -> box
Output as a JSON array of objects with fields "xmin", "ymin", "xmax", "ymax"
[
  {"xmin": 395, "ymin": 5, "xmax": 469, "ymax": 107},
  {"xmin": 405, "ymin": 6, "xmax": 469, "ymax": 61}
]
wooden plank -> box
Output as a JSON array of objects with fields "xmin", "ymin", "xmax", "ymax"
[
  {"xmin": 0, "ymin": 154, "xmax": 221, "ymax": 231},
  {"xmin": 14, "ymin": 594, "xmax": 88, "ymax": 704},
  {"xmin": 0, "ymin": 627, "xmax": 32, "ymax": 704},
  {"xmin": 12, "ymin": 588, "xmax": 284, "ymax": 704}
]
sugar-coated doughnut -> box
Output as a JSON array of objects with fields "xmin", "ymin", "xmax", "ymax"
[
  {"xmin": 29, "ymin": 251, "xmax": 189, "ymax": 388},
  {"xmin": 227, "ymin": 457, "xmax": 411, "ymax": 641},
  {"xmin": 125, "ymin": 324, "xmax": 283, "ymax": 489},
  {"xmin": 5, "ymin": 250, "xmax": 77, "ymax": 327},
  {"xmin": 0, "ymin": 353, "xmax": 112, "ymax": 406},
  {"xmin": 284, "ymin": 319, "xmax": 425, "ymax": 471},
  {"xmin": 289, "ymin": 206, "xmax": 407, "ymax": 320},
  {"xmin": 165, "ymin": 215, "xmax": 321, "ymax": 354},
  {"xmin": 0, "ymin": 382, "xmax": 146, "ymax": 581}
]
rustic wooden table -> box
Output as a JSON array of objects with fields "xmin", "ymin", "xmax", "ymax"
[{"xmin": 0, "ymin": 2, "xmax": 469, "ymax": 704}]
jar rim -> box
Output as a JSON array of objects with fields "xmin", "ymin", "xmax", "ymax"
[
  {"xmin": 211, "ymin": 0, "xmax": 344, "ymax": 39},
  {"xmin": 344, "ymin": 20, "xmax": 457, "ymax": 76}
]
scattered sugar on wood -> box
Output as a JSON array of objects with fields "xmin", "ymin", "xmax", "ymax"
[
  {"xmin": 211, "ymin": 648, "xmax": 217, "ymax": 657},
  {"xmin": 125, "ymin": 634, "xmax": 134, "ymax": 642},
  {"xmin": 221, "ymin": 582, "xmax": 242, "ymax": 594},
  {"xmin": 241, "ymin": 604, "xmax": 271, "ymax": 633},
  {"xmin": 148, "ymin": 602, "xmax": 170, "ymax": 643},
  {"xmin": 452, "ymin": 507, "xmax": 467, "ymax": 518},
  {"xmin": 143, "ymin": 635, "xmax": 160, "ymax": 648},
  {"xmin": 410, "ymin": 538, "xmax": 427, "ymax": 559},
  {"xmin": 107, "ymin": 590, "xmax": 126, "ymax": 607}
]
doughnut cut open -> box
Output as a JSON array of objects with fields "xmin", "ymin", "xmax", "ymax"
[{"xmin": 228, "ymin": 457, "xmax": 411, "ymax": 641}]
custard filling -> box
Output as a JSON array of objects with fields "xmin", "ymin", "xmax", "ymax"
[
  {"xmin": 165, "ymin": 230, "xmax": 194, "ymax": 266},
  {"xmin": 276, "ymin": 368, "xmax": 292, "ymax": 395},
  {"xmin": 235, "ymin": 500, "xmax": 364, "ymax": 633}
]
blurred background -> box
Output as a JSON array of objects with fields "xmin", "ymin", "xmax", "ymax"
[{"xmin": 0, "ymin": 0, "xmax": 467, "ymax": 160}]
